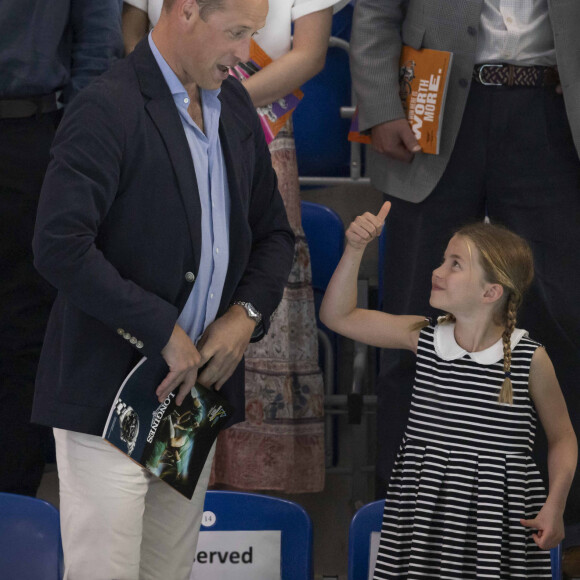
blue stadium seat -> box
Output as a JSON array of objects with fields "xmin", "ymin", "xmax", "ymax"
[
  {"xmin": 301, "ymin": 200, "xmax": 344, "ymax": 398},
  {"xmin": 301, "ymin": 200, "xmax": 344, "ymax": 294},
  {"xmin": 294, "ymin": 3, "xmax": 353, "ymax": 179},
  {"xmin": 348, "ymin": 499, "xmax": 383, "ymax": 580},
  {"xmin": 294, "ymin": 45, "xmax": 351, "ymax": 177},
  {"xmin": 331, "ymin": 1, "xmax": 353, "ymax": 41},
  {"xmin": 552, "ymin": 543, "xmax": 563, "ymax": 580},
  {"xmin": 197, "ymin": 491, "xmax": 313, "ymax": 579},
  {"xmin": 0, "ymin": 492, "xmax": 62, "ymax": 580}
]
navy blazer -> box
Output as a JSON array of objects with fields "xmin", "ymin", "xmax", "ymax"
[{"xmin": 32, "ymin": 39, "xmax": 294, "ymax": 435}]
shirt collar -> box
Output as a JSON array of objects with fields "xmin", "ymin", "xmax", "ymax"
[
  {"xmin": 148, "ymin": 32, "xmax": 221, "ymax": 105},
  {"xmin": 433, "ymin": 322, "xmax": 528, "ymax": 364}
]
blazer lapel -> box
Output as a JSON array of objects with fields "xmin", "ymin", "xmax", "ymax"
[
  {"xmin": 218, "ymin": 99, "xmax": 253, "ymax": 305},
  {"xmin": 132, "ymin": 39, "xmax": 202, "ymax": 271}
]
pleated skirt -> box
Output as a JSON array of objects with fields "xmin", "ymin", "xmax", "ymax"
[{"xmin": 373, "ymin": 437, "xmax": 552, "ymax": 579}]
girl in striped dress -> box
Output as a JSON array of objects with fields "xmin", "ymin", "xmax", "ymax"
[{"xmin": 320, "ymin": 202, "xmax": 577, "ymax": 579}]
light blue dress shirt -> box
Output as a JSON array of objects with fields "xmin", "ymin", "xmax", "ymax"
[{"xmin": 149, "ymin": 33, "xmax": 230, "ymax": 345}]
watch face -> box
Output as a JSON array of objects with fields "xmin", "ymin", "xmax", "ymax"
[
  {"xmin": 119, "ymin": 408, "xmax": 140, "ymax": 454},
  {"xmin": 245, "ymin": 302, "xmax": 261, "ymax": 322},
  {"xmin": 121, "ymin": 413, "xmax": 138, "ymax": 440}
]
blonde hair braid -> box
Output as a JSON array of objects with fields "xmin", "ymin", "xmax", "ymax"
[{"xmin": 498, "ymin": 293, "xmax": 518, "ymax": 404}]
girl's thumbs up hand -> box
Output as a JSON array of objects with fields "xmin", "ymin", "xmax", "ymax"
[
  {"xmin": 376, "ymin": 201, "xmax": 392, "ymax": 223},
  {"xmin": 345, "ymin": 201, "xmax": 391, "ymax": 251}
]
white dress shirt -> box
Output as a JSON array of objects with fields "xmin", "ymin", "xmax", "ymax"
[{"xmin": 475, "ymin": 0, "xmax": 556, "ymax": 66}]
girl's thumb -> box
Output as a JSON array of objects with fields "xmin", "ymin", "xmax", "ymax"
[{"xmin": 377, "ymin": 201, "xmax": 391, "ymax": 223}]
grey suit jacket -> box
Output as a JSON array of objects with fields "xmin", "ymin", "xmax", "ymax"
[{"xmin": 350, "ymin": 0, "xmax": 580, "ymax": 202}]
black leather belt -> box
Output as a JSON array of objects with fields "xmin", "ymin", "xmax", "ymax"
[
  {"xmin": 0, "ymin": 93, "xmax": 60, "ymax": 119},
  {"xmin": 473, "ymin": 64, "xmax": 559, "ymax": 87}
]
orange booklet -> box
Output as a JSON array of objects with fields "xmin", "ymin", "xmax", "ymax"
[
  {"xmin": 231, "ymin": 40, "xmax": 304, "ymax": 144},
  {"xmin": 349, "ymin": 46, "xmax": 453, "ymax": 155}
]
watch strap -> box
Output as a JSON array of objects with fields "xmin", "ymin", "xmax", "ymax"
[{"xmin": 231, "ymin": 300, "xmax": 262, "ymax": 324}]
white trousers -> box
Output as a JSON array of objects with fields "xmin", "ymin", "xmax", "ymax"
[{"xmin": 54, "ymin": 428, "xmax": 215, "ymax": 580}]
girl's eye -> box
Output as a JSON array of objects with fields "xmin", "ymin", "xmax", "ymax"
[{"xmin": 452, "ymin": 260, "xmax": 461, "ymax": 269}]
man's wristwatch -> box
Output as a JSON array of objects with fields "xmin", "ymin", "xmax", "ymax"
[
  {"xmin": 115, "ymin": 399, "xmax": 140, "ymax": 456},
  {"xmin": 231, "ymin": 301, "xmax": 262, "ymax": 325}
]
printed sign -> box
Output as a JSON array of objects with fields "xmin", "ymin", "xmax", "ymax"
[{"xmin": 190, "ymin": 530, "xmax": 282, "ymax": 580}]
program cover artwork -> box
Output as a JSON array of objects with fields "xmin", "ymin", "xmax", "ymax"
[
  {"xmin": 230, "ymin": 39, "xmax": 304, "ymax": 144},
  {"xmin": 103, "ymin": 356, "xmax": 233, "ymax": 499}
]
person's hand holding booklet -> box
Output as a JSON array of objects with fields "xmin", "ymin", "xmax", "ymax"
[{"xmin": 103, "ymin": 355, "xmax": 233, "ymax": 499}]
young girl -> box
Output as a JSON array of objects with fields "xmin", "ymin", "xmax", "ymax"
[{"xmin": 320, "ymin": 202, "xmax": 577, "ymax": 579}]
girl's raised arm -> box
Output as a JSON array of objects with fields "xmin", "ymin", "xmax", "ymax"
[
  {"xmin": 521, "ymin": 347, "xmax": 578, "ymax": 549},
  {"xmin": 320, "ymin": 202, "xmax": 424, "ymax": 352}
]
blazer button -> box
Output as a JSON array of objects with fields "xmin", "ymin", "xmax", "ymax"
[
  {"xmin": 123, "ymin": 332, "xmax": 131, "ymax": 340},
  {"xmin": 459, "ymin": 78, "xmax": 469, "ymax": 88},
  {"xmin": 117, "ymin": 328, "xmax": 124, "ymax": 335},
  {"xmin": 185, "ymin": 271, "xmax": 195, "ymax": 283},
  {"xmin": 130, "ymin": 337, "xmax": 137, "ymax": 345},
  {"xmin": 136, "ymin": 341, "xmax": 144, "ymax": 349}
]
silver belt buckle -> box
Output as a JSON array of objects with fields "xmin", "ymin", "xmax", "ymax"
[{"xmin": 478, "ymin": 63, "xmax": 504, "ymax": 86}]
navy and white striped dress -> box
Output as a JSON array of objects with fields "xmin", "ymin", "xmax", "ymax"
[{"xmin": 374, "ymin": 323, "xmax": 552, "ymax": 579}]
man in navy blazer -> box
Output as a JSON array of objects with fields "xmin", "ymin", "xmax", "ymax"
[{"xmin": 32, "ymin": 0, "xmax": 294, "ymax": 577}]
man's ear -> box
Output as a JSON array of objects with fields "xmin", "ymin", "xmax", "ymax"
[
  {"xmin": 482, "ymin": 283, "xmax": 504, "ymax": 304},
  {"xmin": 181, "ymin": 0, "xmax": 198, "ymax": 20}
]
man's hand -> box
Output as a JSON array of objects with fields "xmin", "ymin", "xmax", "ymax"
[
  {"xmin": 520, "ymin": 502, "xmax": 565, "ymax": 550},
  {"xmin": 371, "ymin": 118, "xmax": 421, "ymax": 163},
  {"xmin": 157, "ymin": 323, "xmax": 202, "ymax": 406},
  {"xmin": 196, "ymin": 305, "xmax": 256, "ymax": 390}
]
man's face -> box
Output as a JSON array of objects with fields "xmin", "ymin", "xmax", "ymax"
[{"xmin": 179, "ymin": 0, "xmax": 268, "ymax": 91}]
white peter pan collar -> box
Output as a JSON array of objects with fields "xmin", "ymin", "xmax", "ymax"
[{"xmin": 433, "ymin": 322, "xmax": 528, "ymax": 364}]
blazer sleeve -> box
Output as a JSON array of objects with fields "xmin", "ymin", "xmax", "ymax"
[
  {"xmin": 350, "ymin": 0, "xmax": 409, "ymax": 132},
  {"xmin": 33, "ymin": 84, "xmax": 178, "ymax": 358},
  {"xmin": 229, "ymin": 84, "xmax": 295, "ymax": 340}
]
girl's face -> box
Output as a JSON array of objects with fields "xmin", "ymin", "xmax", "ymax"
[{"xmin": 430, "ymin": 235, "xmax": 489, "ymax": 316}]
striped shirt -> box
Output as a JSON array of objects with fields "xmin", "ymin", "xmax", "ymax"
[{"xmin": 406, "ymin": 324, "xmax": 539, "ymax": 456}]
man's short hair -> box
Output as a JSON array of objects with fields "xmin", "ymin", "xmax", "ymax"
[{"xmin": 163, "ymin": 0, "xmax": 225, "ymax": 20}]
